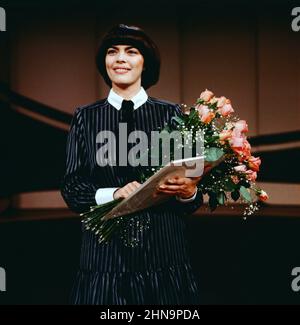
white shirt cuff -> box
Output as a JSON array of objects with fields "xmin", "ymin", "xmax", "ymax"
[
  {"xmin": 95, "ymin": 187, "xmax": 119, "ymax": 205},
  {"xmin": 176, "ymin": 190, "xmax": 197, "ymax": 203}
]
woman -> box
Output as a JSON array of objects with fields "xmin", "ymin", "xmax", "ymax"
[{"xmin": 61, "ymin": 24, "xmax": 204, "ymax": 305}]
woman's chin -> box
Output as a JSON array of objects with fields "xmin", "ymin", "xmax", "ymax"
[{"xmin": 113, "ymin": 80, "xmax": 138, "ymax": 89}]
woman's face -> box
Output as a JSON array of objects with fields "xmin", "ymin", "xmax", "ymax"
[{"xmin": 105, "ymin": 45, "xmax": 144, "ymax": 89}]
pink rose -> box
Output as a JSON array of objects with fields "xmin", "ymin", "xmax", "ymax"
[
  {"xmin": 233, "ymin": 120, "xmax": 248, "ymax": 135},
  {"xmin": 195, "ymin": 104, "xmax": 215, "ymax": 123},
  {"xmin": 231, "ymin": 139, "xmax": 251, "ymax": 161},
  {"xmin": 195, "ymin": 104, "xmax": 208, "ymax": 114},
  {"xmin": 245, "ymin": 170, "xmax": 257, "ymax": 181},
  {"xmin": 230, "ymin": 134, "xmax": 246, "ymax": 148},
  {"xmin": 218, "ymin": 103, "xmax": 234, "ymax": 117},
  {"xmin": 200, "ymin": 89, "xmax": 214, "ymax": 102},
  {"xmin": 258, "ymin": 190, "xmax": 269, "ymax": 201},
  {"xmin": 217, "ymin": 96, "xmax": 227, "ymax": 108},
  {"xmin": 201, "ymin": 110, "xmax": 215, "ymax": 124},
  {"xmin": 239, "ymin": 140, "xmax": 251, "ymax": 161},
  {"xmin": 234, "ymin": 165, "xmax": 247, "ymax": 172},
  {"xmin": 248, "ymin": 156, "xmax": 261, "ymax": 172},
  {"xmin": 219, "ymin": 129, "xmax": 233, "ymax": 142}
]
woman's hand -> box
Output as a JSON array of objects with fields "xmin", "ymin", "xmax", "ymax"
[
  {"xmin": 155, "ymin": 176, "xmax": 201, "ymax": 199},
  {"xmin": 155, "ymin": 165, "xmax": 213, "ymax": 199},
  {"xmin": 113, "ymin": 181, "xmax": 142, "ymax": 199}
]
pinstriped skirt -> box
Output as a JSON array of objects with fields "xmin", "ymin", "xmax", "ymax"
[{"xmin": 70, "ymin": 207, "xmax": 200, "ymax": 305}]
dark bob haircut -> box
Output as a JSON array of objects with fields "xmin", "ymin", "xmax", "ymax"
[{"xmin": 96, "ymin": 24, "xmax": 161, "ymax": 90}]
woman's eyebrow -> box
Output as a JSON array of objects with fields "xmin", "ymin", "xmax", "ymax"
[{"xmin": 109, "ymin": 45, "xmax": 135, "ymax": 50}]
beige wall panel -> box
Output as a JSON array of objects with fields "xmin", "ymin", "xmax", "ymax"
[
  {"xmin": 10, "ymin": 14, "xmax": 98, "ymax": 114},
  {"xmin": 258, "ymin": 11, "xmax": 300, "ymax": 135},
  {"xmin": 180, "ymin": 14, "xmax": 257, "ymax": 135}
]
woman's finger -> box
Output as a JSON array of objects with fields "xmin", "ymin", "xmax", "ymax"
[
  {"xmin": 127, "ymin": 183, "xmax": 137, "ymax": 192},
  {"xmin": 190, "ymin": 176, "xmax": 202, "ymax": 182},
  {"xmin": 157, "ymin": 189, "xmax": 181, "ymax": 195},
  {"xmin": 123, "ymin": 187, "xmax": 132, "ymax": 196},
  {"xmin": 159, "ymin": 184, "xmax": 182, "ymax": 191},
  {"xmin": 166, "ymin": 178, "xmax": 186, "ymax": 185},
  {"xmin": 132, "ymin": 181, "xmax": 141, "ymax": 189}
]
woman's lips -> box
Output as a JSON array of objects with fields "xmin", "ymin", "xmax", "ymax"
[{"xmin": 114, "ymin": 68, "xmax": 131, "ymax": 74}]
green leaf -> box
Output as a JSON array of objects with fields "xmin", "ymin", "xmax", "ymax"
[
  {"xmin": 205, "ymin": 147, "xmax": 224, "ymax": 162},
  {"xmin": 196, "ymin": 99, "xmax": 205, "ymax": 105},
  {"xmin": 240, "ymin": 186, "xmax": 252, "ymax": 202},
  {"xmin": 231, "ymin": 190, "xmax": 240, "ymax": 201},
  {"xmin": 171, "ymin": 116, "xmax": 185, "ymax": 125},
  {"xmin": 217, "ymin": 192, "xmax": 226, "ymax": 205},
  {"xmin": 239, "ymin": 180, "xmax": 251, "ymax": 188},
  {"xmin": 188, "ymin": 108, "xmax": 198, "ymax": 120},
  {"xmin": 223, "ymin": 178, "xmax": 236, "ymax": 192},
  {"xmin": 205, "ymin": 135, "xmax": 220, "ymax": 144},
  {"xmin": 209, "ymin": 102, "xmax": 217, "ymax": 110}
]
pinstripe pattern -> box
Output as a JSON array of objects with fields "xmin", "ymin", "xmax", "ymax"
[{"xmin": 61, "ymin": 97, "xmax": 203, "ymax": 304}]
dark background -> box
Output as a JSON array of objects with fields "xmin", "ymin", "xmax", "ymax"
[{"xmin": 0, "ymin": 215, "xmax": 300, "ymax": 304}]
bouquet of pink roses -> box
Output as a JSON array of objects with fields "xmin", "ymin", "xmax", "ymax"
[
  {"xmin": 81, "ymin": 89, "xmax": 268, "ymax": 243},
  {"xmin": 177, "ymin": 89, "xmax": 268, "ymax": 213}
]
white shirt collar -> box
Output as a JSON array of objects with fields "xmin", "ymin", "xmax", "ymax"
[{"xmin": 107, "ymin": 87, "xmax": 148, "ymax": 110}]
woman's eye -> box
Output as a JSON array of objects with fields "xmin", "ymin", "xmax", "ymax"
[
  {"xmin": 107, "ymin": 49, "xmax": 116, "ymax": 54},
  {"xmin": 107, "ymin": 49, "xmax": 139, "ymax": 55}
]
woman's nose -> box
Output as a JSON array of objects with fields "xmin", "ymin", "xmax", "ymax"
[{"xmin": 116, "ymin": 51, "xmax": 126, "ymax": 62}]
